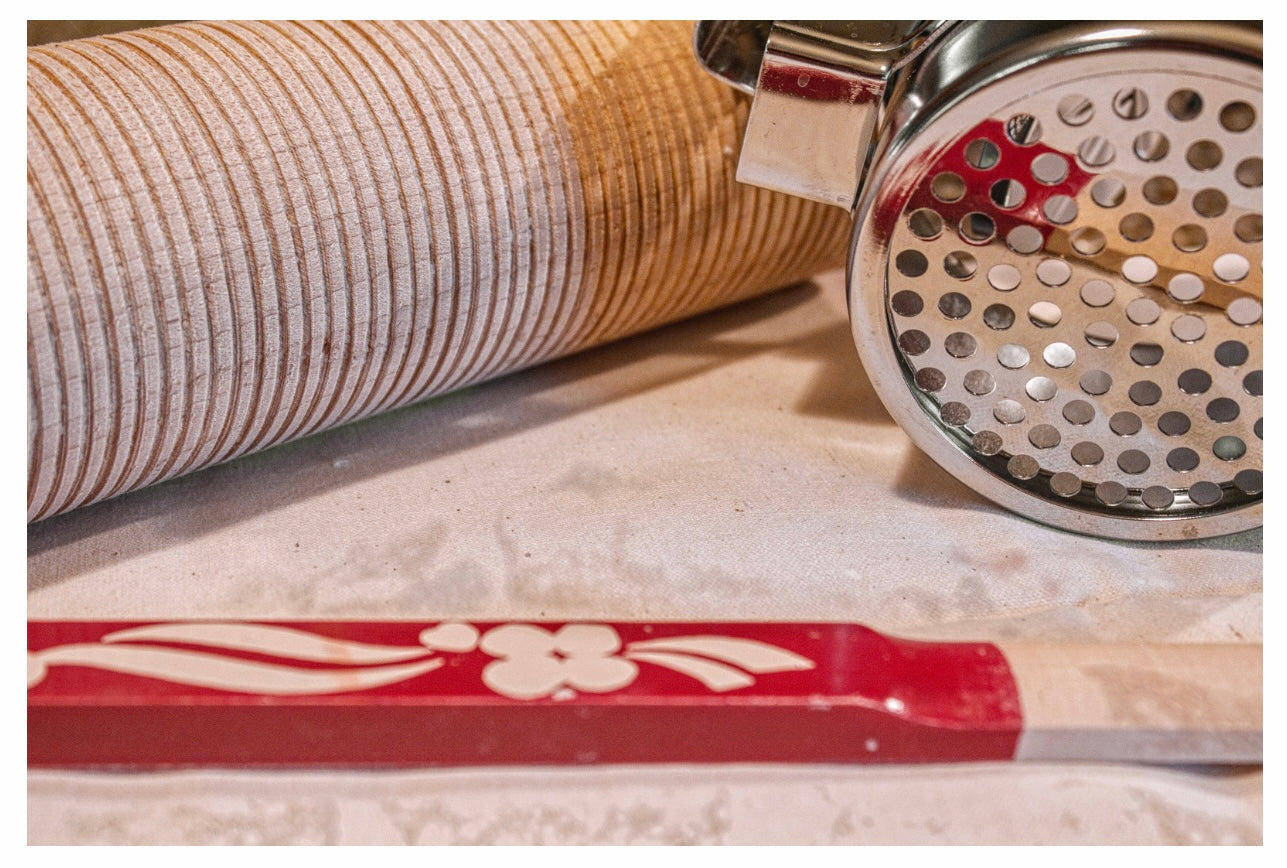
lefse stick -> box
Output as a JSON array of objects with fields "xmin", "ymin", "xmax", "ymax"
[{"xmin": 27, "ymin": 620, "xmax": 1261, "ymax": 767}]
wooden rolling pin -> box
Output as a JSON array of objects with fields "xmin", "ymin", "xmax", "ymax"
[{"xmin": 26, "ymin": 21, "xmax": 851, "ymax": 522}]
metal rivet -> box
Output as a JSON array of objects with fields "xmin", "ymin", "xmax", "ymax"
[
  {"xmin": 898, "ymin": 330, "xmax": 931, "ymax": 356},
  {"xmin": 1188, "ymin": 481, "xmax": 1223, "ymax": 506},
  {"xmin": 891, "ymin": 290, "xmax": 924, "ymax": 317},
  {"xmin": 1213, "ymin": 435, "xmax": 1246, "ymax": 461},
  {"xmin": 1063, "ymin": 400, "xmax": 1095, "ymax": 425},
  {"xmin": 944, "ymin": 332, "xmax": 978, "ymax": 358},
  {"xmin": 1206, "ymin": 397, "xmax": 1240, "ymax": 423},
  {"xmin": 983, "ymin": 304, "xmax": 1016, "ymax": 330},
  {"xmin": 964, "ymin": 369, "xmax": 996, "ymax": 396},
  {"xmin": 1006, "ymin": 225, "xmax": 1044, "ymax": 255},
  {"xmin": 1117, "ymin": 449, "xmax": 1151, "ymax": 474},
  {"xmin": 1007, "ymin": 454, "xmax": 1041, "ymax": 479},
  {"xmin": 1129, "ymin": 381, "xmax": 1162, "ymax": 406},
  {"xmin": 1095, "ymin": 480, "xmax": 1128, "ymax": 506},
  {"xmin": 1080, "ymin": 280, "xmax": 1115, "ymax": 308},
  {"xmin": 1110, "ymin": 411, "xmax": 1142, "ymax": 436},
  {"xmin": 1255, "ymin": 418, "xmax": 1263, "ymax": 439},
  {"xmin": 1158, "ymin": 411, "xmax": 1192, "ymax": 437},
  {"xmin": 1028, "ymin": 424, "xmax": 1061, "ymax": 449},
  {"xmin": 1141, "ymin": 486, "xmax": 1175, "ymax": 511},
  {"xmin": 973, "ymin": 430, "xmax": 1003, "ymax": 455},
  {"xmin": 997, "ymin": 344, "xmax": 1030, "ymax": 370},
  {"xmin": 1050, "ymin": 472, "xmax": 1082, "ymax": 498},
  {"xmin": 1071, "ymin": 441, "xmax": 1105, "ymax": 466},
  {"xmin": 914, "ymin": 368, "xmax": 946, "ymax": 392},
  {"xmin": 1167, "ymin": 447, "xmax": 1200, "ymax": 471},
  {"xmin": 940, "ymin": 401, "xmax": 971, "ymax": 426},
  {"xmin": 1080, "ymin": 369, "xmax": 1113, "ymax": 395},
  {"xmin": 987, "ymin": 264, "xmax": 1021, "ymax": 291},
  {"xmin": 994, "ymin": 399, "xmax": 1026, "ymax": 425},
  {"xmin": 938, "ymin": 291, "xmax": 973, "ymax": 318},
  {"xmin": 1026, "ymin": 376, "xmax": 1058, "ymax": 402}
]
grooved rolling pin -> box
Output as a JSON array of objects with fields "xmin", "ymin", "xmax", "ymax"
[{"xmin": 27, "ymin": 21, "xmax": 851, "ymax": 522}]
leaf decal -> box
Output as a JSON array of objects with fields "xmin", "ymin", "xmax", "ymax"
[
  {"xmin": 102, "ymin": 622, "xmax": 431, "ymax": 664},
  {"xmin": 625, "ymin": 636, "xmax": 814, "ymax": 673},
  {"xmin": 28, "ymin": 644, "xmax": 443, "ymax": 694},
  {"xmin": 624, "ymin": 651, "xmax": 755, "ymax": 692}
]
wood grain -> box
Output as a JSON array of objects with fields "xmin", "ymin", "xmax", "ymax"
[{"xmin": 27, "ymin": 21, "xmax": 851, "ymax": 522}]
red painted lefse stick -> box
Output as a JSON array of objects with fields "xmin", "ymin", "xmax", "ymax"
[{"xmin": 27, "ymin": 620, "xmax": 1260, "ymax": 768}]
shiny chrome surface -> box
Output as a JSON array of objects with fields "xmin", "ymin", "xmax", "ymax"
[
  {"xmin": 697, "ymin": 20, "xmax": 1262, "ymax": 539},
  {"xmin": 851, "ymin": 31, "xmax": 1261, "ymax": 539},
  {"xmin": 698, "ymin": 20, "xmax": 946, "ymax": 207}
]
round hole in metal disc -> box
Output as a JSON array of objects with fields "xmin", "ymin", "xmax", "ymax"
[
  {"xmin": 1063, "ymin": 400, "xmax": 1095, "ymax": 425},
  {"xmin": 1188, "ymin": 481, "xmax": 1223, "ymax": 506},
  {"xmin": 1095, "ymin": 480, "xmax": 1128, "ymax": 505},
  {"xmin": 1058, "ymin": 94, "xmax": 1095, "ymax": 126},
  {"xmin": 1050, "ymin": 472, "xmax": 1082, "ymax": 497},
  {"xmin": 1159, "ymin": 411, "xmax": 1192, "ymax": 437},
  {"xmin": 1166, "ymin": 88, "xmax": 1203, "ymax": 121},
  {"xmin": 1142, "ymin": 486, "xmax": 1175, "ymax": 510},
  {"xmin": 1071, "ymin": 441, "xmax": 1105, "ymax": 466},
  {"xmin": 1007, "ymin": 453, "xmax": 1041, "ymax": 479},
  {"xmin": 1212, "ymin": 435, "xmax": 1246, "ymax": 461}
]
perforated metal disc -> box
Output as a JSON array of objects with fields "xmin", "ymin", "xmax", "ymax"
[{"xmin": 852, "ymin": 42, "xmax": 1261, "ymax": 539}]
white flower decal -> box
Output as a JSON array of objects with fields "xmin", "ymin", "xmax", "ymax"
[{"xmin": 479, "ymin": 623, "xmax": 639, "ymax": 700}]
